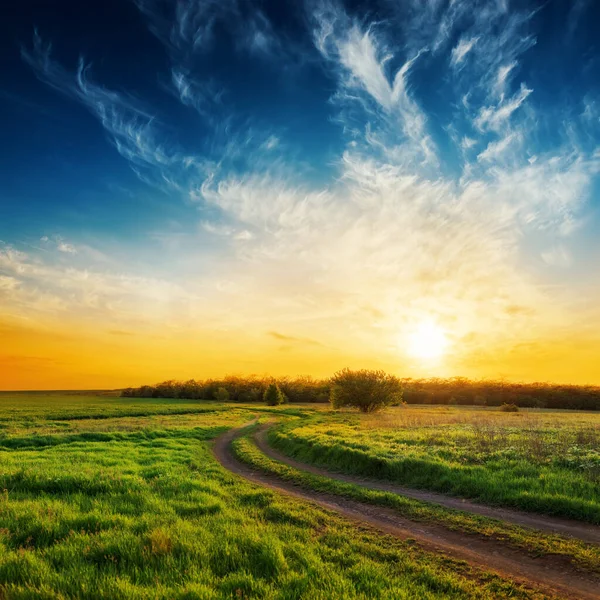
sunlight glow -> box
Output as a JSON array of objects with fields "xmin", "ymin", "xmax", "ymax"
[{"xmin": 407, "ymin": 320, "xmax": 449, "ymax": 360}]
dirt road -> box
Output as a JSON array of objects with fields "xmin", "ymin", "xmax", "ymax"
[
  {"xmin": 255, "ymin": 424, "xmax": 600, "ymax": 545},
  {"xmin": 213, "ymin": 422, "xmax": 600, "ymax": 600}
]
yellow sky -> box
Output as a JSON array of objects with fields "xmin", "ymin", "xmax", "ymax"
[
  {"xmin": 2, "ymin": 181, "xmax": 600, "ymax": 390},
  {"xmin": 3, "ymin": 0, "xmax": 600, "ymax": 391},
  {"xmin": 2, "ymin": 306, "xmax": 600, "ymax": 390}
]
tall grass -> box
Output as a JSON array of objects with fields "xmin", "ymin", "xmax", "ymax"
[
  {"xmin": 0, "ymin": 395, "xmax": 540, "ymax": 599},
  {"xmin": 232, "ymin": 430, "xmax": 600, "ymax": 574},
  {"xmin": 268, "ymin": 407, "xmax": 600, "ymax": 523}
]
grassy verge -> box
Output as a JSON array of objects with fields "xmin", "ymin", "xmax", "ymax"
[
  {"xmin": 0, "ymin": 428, "xmax": 546, "ymax": 599},
  {"xmin": 232, "ymin": 429, "xmax": 600, "ymax": 575},
  {"xmin": 268, "ymin": 411, "xmax": 600, "ymax": 524},
  {"xmin": 0, "ymin": 397, "xmax": 313, "ymax": 438}
]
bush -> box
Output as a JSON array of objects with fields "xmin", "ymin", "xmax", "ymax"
[
  {"xmin": 214, "ymin": 387, "xmax": 230, "ymax": 402},
  {"xmin": 500, "ymin": 403, "xmax": 519, "ymax": 412},
  {"xmin": 474, "ymin": 395, "xmax": 487, "ymax": 406},
  {"xmin": 121, "ymin": 375, "xmax": 600, "ymax": 411},
  {"xmin": 330, "ymin": 368, "xmax": 403, "ymax": 413},
  {"xmin": 264, "ymin": 383, "xmax": 285, "ymax": 406}
]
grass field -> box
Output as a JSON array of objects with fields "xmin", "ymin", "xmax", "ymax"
[
  {"xmin": 232, "ymin": 426, "xmax": 600, "ymax": 574},
  {"xmin": 0, "ymin": 394, "xmax": 547, "ymax": 599},
  {"xmin": 268, "ymin": 406, "xmax": 600, "ymax": 523}
]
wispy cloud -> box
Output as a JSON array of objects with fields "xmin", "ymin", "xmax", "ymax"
[
  {"xmin": 494, "ymin": 62, "xmax": 517, "ymax": 99},
  {"xmin": 13, "ymin": 0, "xmax": 600, "ymax": 379},
  {"xmin": 450, "ymin": 36, "xmax": 479, "ymax": 69},
  {"xmin": 22, "ymin": 31, "xmax": 186, "ymax": 184},
  {"xmin": 57, "ymin": 241, "xmax": 77, "ymax": 254},
  {"xmin": 567, "ymin": 0, "xmax": 593, "ymax": 40},
  {"xmin": 477, "ymin": 132, "xmax": 519, "ymax": 162},
  {"xmin": 133, "ymin": 0, "xmax": 238, "ymax": 56},
  {"xmin": 542, "ymin": 245, "xmax": 572, "ymax": 268},
  {"xmin": 313, "ymin": 6, "xmax": 436, "ymax": 168},
  {"xmin": 135, "ymin": 0, "xmax": 285, "ymax": 60},
  {"xmin": 268, "ymin": 331, "xmax": 324, "ymax": 346},
  {"xmin": 171, "ymin": 69, "xmax": 223, "ymax": 120},
  {"xmin": 475, "ymin": 84, "xmax": 533, "ymax": 132},
  {"xmin": 0, "ymin": 240, "xmax": 202, "ymax": 327},
  {"xmin": 40, "ymin": 235, "xmax": 78, "ymax": 254}
]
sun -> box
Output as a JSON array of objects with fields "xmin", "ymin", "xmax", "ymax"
[{"xmin": 407, "ymin": 320, "xmax": 449, "ymax": 360}]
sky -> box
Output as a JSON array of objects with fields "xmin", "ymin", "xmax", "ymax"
[{"xmin": 1, "ymin": 0, "xmax": 600, "ymax": 390}]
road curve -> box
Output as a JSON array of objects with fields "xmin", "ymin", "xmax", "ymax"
[
  {"xmin": 256, "ymin": 424, "xmax": 600, "ymax": 545},
  {"xmin": 213, "ymin": 422, "xmax": 600, "ymax": 600}
]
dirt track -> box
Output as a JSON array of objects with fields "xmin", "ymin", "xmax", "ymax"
[
  {"xmin": 213, "ymin": 422, "xmax": 600, "ymax": 600},
  {"xmin": 255, "ymin": 425, "xmax": 600, "ymax": 545}
]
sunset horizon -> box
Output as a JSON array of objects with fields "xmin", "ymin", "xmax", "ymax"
[
  {"xmin": 2, "ymin": 3, "xmax": 600, "ymax": 595},
  {"xmin": 2, "ymin": 0, "xmax": 600, "ymax": 391}
]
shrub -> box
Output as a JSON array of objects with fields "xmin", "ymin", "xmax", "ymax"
[
  {"xmin": 500, "ymin": 403, "xmax": 519, "ymax": 412},
  {"xmin": 121, "ymin": 375, "xmax": 600, "ymax": 411},
  {"xmin": 214, "ymin": 387, "xmax": 230, "ymax": 402},
  {"xmin": 330, "ymin": 368, "xmax": 403, "ymax": 413},
  {"xmin": 474, "ymin": 395, "xmax": 487, "ymax": 406},
  {"xmin": 264, "ymin": 383, "xmax": 285, "ymax": 406}
]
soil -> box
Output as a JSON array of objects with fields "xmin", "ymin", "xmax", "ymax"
[
  {"xmin": 213, "ymin": 421, "xmax": 600, "ymax": 600},
  {"xmin": 255, "ymin": 424, "xmax": 600, "ymax": 545}
]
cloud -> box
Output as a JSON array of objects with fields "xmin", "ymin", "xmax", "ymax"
[
  {"xmin": 15, "ymin": 0, "xmax": 600, "ymax": 375},
  {"xmin": 268, "ymin": 331, "xmax": 323, "ymax": 346},
  {"xmin": 201, "ymin": 221, "xmax": 254, "ymax": 241},
  {"xmin": 171, "ymin": 69, "xmax": 223, "ymax": 119},
  {"xmin": 336, "ymin": 26, "xmax": 400, "ymax": 112},
  {"xmin": 39, "ymin": 235, "xmax": 78, "ymax": 254},
  {"xmin": 542, "ymin": 246, "xmax": 572, "ymax": 268},
  {"xmin": 0, "ymin": 240, "xmax": 202, "ymax": 327},
  {"xmin": 22, "ymin": 31, "xmax": 185, "ymax": 185},
  {"xmin": 312, "ymin": 8, "xmax": 436, "ymax": 168},
  {"xmin": 567, "ymin": 0, "xmax": 593, "ymax": 39},
  {"xmin": 450, "ymin": 36, "xmax": 478, "ymax": 68},
  {"xmin": 461, "ymin": 136, "xmax": 477, "ymax": 151},
  {"xmin": 262, "ymin": 135, "xmax": 280, "ymax": 151},
  {"xmin": 582, "ymin": 96, "xmax": 600, "ymax": 125},
  {"xmin": 494, "ymin": 62, "xmax": 516, "ymax": 99},
  {"xmin": 135, "ymin": 0, "xmax": 284, "ymax": 60},
  {"xmin": 133, "ymin": 0, "xmax": 238, "ymax": 56},
  {"xmin": 475, "ymin": 84, "xmax": 533, "ymax": 132},
  {"xmin": 0, "ymin": 275, "xmax": 20, "ymax": 293},
  {"xmin": 477, "ymin": 132, "xmax": 518, "ymax": 162},
  {"xmin": 57, "ymin": 241, "xmax": 77, "ymax": 254}
]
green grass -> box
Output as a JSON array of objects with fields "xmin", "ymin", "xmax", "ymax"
[
  {"xmin": 232, "ymin": 428, "xmax": 600, "ymax": 575},
  {"xmin": 0, "ymin": 394, "xmax": 312, "ymax": 438},
  {"xmin": 267, "ymin": 406, "xmax": 600, "ymax": 523},
  {"xmin": 0, "ymin": 395, "xmax": 544, "ymax": 599}
]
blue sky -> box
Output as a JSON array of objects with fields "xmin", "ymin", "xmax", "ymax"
[{"xmin": 1, "ymin": 0, "xmax": 600, "ymax": 387}]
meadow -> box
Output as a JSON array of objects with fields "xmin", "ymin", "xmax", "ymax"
[
  {"xmin": 0, "ymin": 394, "xmax": 550, "ymax": 599},
  {"xmin": 268, "ymin": 406, "xmax": 600, "ymax": 523}
]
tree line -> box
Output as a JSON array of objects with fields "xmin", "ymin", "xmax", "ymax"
[{"xmin": 121, "ymin": 372, "xmax": 600, "ymax": 411}]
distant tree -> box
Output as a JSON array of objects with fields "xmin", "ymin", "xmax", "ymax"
[
  {"xmin": 214, "ymin": 387, "xmax": 230, "ymax": 402},
  {"xmin": 330, "ymin": 368, "xmax": 403, "ymax": 413},
  {"xmin": 264, "ymin": 382, "xmax": 285, "ymax": 406},
  {"xmin": 119, "ymin": 375, "xmax": 600, "ymax": 411},
  {"xmin": 474, "ymin": 395, "xmax": 487, "ymax": 406}
]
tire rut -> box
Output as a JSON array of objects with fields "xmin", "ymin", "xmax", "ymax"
[
  {"xmin": 213, "ymin": 422, "xmax": 600, "ymax": 600},
  {"xmin": 256, "ymin": 424, "xmax": 600, "ymax": 545}
]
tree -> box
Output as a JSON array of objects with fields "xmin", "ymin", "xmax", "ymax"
[
  {"xmin": 214, "ymin": 387, "xmax": 230, "ymax": 402},
  {"xmin": 264, "ymin": 382, "xmax": 285, "ymax": 406},
  {"xmin": 330, "ymin": 368, "xmax": 402, "ymax": 413}
]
